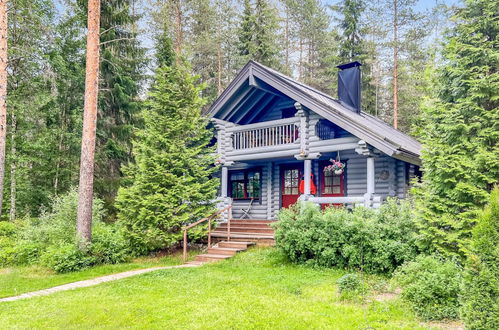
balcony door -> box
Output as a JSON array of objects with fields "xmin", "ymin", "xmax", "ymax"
[{"xmin": 281, "ymin": 164, "xmax": 303, "ymax": 208}]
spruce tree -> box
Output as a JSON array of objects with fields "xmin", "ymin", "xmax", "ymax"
[
  {"xmin": 116, "ymin": 54, "xmax": 218, "ymax": 254},
  {"xmin": 415, "ymin": 0, "xmax": 499, "ymax": 260},
  {"xmin": 237, "ymin": 0, "xmax": 281, "ymax": 68},
  {"xmin": 461, "ymin": 188, "xmax": 499, "ymax": 329},
  {"xmin": 332, "ymin": 0, "xmax": 375, "ymax": 113}
]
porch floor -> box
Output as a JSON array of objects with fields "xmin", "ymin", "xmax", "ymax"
[{"xmin": 211, "ymin": 219, "xmax": 275, "ymax": 246}]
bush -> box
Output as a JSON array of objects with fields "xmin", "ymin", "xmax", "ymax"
[
  {"xmin": 91, "ymin": 223, "xmax": 131, "ymax": 264},
  {"xmin": 1, "ymin": 189, "xmax": 132, "ymax": 272},
  {"xmin": 0, "ymin": 221, "xmax": 16, "ymax": 237},
  {"xmin": 274, "ymin": 199, "xmax": 418, "ymax": 274},
  {"xmin": 393, "ymin": 255, "xmax": 462, "ymax": 320},
  {"xmin": 40, "ymin": 244, "xmax": 96, "ymax": 273},
  {"xmin": 460, "ymin": 188, "xmax": 499, "ymax": 329}
]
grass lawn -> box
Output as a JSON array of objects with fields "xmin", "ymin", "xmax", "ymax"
[
  {"xmin": 0, "ymin": 247, "xmax": 427, "ymax": 329},
  {"xmin": 0, "ymin": 250, "xmax": 198, "ymax": 299}
]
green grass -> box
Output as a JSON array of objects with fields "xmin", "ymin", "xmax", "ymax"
[
  {"xmin": 0, "ymin": 248, "xmax": 427, "ymax": 329},
  {"xmin": 0, "ymin": 250, "xmax": 197, "ymax": 299}
]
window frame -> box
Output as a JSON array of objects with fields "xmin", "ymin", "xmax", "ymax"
[{"xmin": 228, "ymin": 168, "xmax": 263, "ymax": 201}]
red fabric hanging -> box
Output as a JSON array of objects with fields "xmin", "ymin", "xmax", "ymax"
[{"xmin": 299, "ymin": 173, "xmax": 316, "ymax": 195}]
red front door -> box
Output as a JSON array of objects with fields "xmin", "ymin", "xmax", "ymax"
[
  {"xmin": 320, "ymin": 162, "xmax": 345, "ymax": 209},
  {"xmin": 281, "ymin": 165, "xmax": 302, "ymax": 208}
]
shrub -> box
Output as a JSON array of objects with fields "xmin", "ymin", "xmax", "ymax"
[
  {"xmin": 91, "ymin": 223, "xmax": 131, "ymax": 264},
  {"xmin": 460, "ymin": 188, "xmax": 499, "ymax": 329},
  {"xmin": 40, "ymin": 244, "xmax": 96, "ymax": 273},
  {"xmin": 0, "ymin": 221, "xmax": 16, "ymax": 237},
  {"xmin": 274, "ymin": 199, "xmax": 418, "ymax": 274},
  {"xmin": 393, "ymin": 255, "xmax": 462, "ymax": 320},
  {"xmin": 337, "ymin": 273, "xmax": 363, "ymax": 293},
  {"xmin": 13, "ymin": 242, "xmax": 43, "ymax": 266}
]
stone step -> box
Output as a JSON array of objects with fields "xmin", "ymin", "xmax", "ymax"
[
  {"xmin": 207, "ymin": 247, "xmax": 242, "ymax": 255},
  {"xmin": 195, "ymin": 253, "xmax": 232, "ymax": 263},
  {"xmin": 218, "ymin": 241, "xmax": 255, "ymax": 249}
]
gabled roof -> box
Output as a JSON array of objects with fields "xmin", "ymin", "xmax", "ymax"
[{"xmin": 207, "ymin": 61, "xmax": 421, "ymax": 165}]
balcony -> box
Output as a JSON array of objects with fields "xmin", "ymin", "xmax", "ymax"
[
  {"xmin": 223, "ymin": 117, "xmax": 302, "ymax": 161},
  {"xmin": 231, "ymin": 120, "xmax": 299, "ymax": 150}
]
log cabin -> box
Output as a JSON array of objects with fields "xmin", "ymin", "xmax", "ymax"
[{"xmin": 207, "ymin": 60, "xmax": 421, "ymax": 222}]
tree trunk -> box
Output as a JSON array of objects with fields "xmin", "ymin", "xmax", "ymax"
[
  {"xmin": 8, "ymin": 114, "xmax": 15, "ymax": 221},
  {"xmin": 174, "ymin": 0, "xmax": 183, "ymax": 60},
  {"xmin": 76, "ymin": 0, "xmax": 101, "ymax": 245},
  {"xmin": 392, "ymin": 0, "xmax": 399, "ymax": 129},
  {"xmin": 0, "ymin": 0, "xmax": 7, "ymax": 218}
]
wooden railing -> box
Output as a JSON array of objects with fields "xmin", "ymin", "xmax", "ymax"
[
  {"xmin": 182, "ymin": 205, "xmax": 232, "ymax": 262},
  {"xmin": 230, "ymin": 121, "xmax": 299, "ymax": 150}
]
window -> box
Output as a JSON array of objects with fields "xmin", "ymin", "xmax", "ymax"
[
  {"xmin": 229, "ymin": 169, "xmax": 262, "ymax": 200},
  {"xmin": 281, "ymin": 108, "xmax": 296, "ymax": 119},
  {"xmin": 322, "ymin": 171, "xmax": 342, "ymax": 194}
]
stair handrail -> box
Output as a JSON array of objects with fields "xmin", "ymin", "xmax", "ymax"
[{"xmin": 182, "ymin": 205, "xmax": 232, "ymax": 262}]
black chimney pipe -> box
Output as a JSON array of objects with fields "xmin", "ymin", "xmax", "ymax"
[{"xmin": 337, "ymin": 61, "xmax": 362, "ymax": 113}]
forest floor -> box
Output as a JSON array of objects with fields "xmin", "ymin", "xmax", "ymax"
[{"xmin": 0, "ymin": 248, "xmax": 456, "ymax": 329}]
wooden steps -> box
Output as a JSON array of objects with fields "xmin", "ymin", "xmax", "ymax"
[
  {"xmin": 188, "ymin": 241, "xmax": 255, "ymax": 264},
  {"xmin": 185, "ymin": 220, "xmax": 275, "ymax": 265}
]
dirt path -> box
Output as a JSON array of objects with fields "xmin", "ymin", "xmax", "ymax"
[{"xmin": 0, "ymin": 264, "xmax": 200, "ymax": 303}]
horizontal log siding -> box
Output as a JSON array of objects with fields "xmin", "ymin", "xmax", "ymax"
[
  {"xmin": 258, "ymin": 99, "xmax": 296, "ymax": 122},
  {"xmin": 229, "ymin": 162, "xmax": 271, "ymax": 220}
]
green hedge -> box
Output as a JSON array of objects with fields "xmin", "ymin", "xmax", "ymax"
[{"xmin": 274, "ymin": 198, "xmax": 419, "ymax": 274}]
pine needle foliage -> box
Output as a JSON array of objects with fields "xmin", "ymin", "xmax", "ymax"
[
  {"xmin": 414, "ymin": 0, "xmax": 499, "ymax": 260},
  {"xmin": 116, "ymin": 61, "xmax": 219, "ymax": 255}
]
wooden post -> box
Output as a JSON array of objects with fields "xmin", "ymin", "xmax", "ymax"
[
  {"xmin": 304, "ymin": 159, "xmax": 311, "ymax": 195},
  {"xmin": 221, "ymin": 166, "xmax": 228, "ymax": 198},
  {"xmin": 365, "ymin": 156, "xmax": 375, "ymax": 207},
  {"xmin": 183, "ymin": 229, "xmax": 187, "ymax": 262},
  {"xmin": 208, "ymin": 216, "xmax": 211, "ymax": 248},
  {"xmin": 227, "ymin": 218, "xmax": 231, "ymax": 241}
]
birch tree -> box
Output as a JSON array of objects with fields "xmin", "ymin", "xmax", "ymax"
[{"xmin": 76, "ymin": 0, "xmax": 101, "ymax": 244}]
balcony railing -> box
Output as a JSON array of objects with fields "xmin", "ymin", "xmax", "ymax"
[{"xmin": 229, "ymin": 118, "xmax": 300, "ymax": 150}]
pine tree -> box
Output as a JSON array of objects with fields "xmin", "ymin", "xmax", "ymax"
[
  {"xmin": 116, "ymin": 55, "xmax": 218, "ymax": 254},
  {"xmin": 283, "ymin": 0, "xmax": 336, "ymax": 92},
  {"xmin": 415, "ymin": 0, "xmax": 499, "ymax": 260},
  {"xmin": 77, "ymin": 0, "xmax": 101, "ymax": 245}
]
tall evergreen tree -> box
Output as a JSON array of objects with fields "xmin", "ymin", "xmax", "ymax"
[
  {"xmin": 415, "ymin": 0, "xmax": 499, "ymax": 260},
  {"xmin": 332, "ymin": 0, "xmax": 375, "ymax": 113},
  {"xmin": 77, "ymin": 0, "xmax": 101, "ymax": 245},
  {"xmin": 5, "ymin": 0, "xmax": 56, "ymax": 218},
  {"xmin": 237, "ymin": 0, "xmax": 282, "ymax": 68},
  {"xmin": 283, "ymin": 0, "xmax": 337, "ymax": 92},
  {"xmin": 116, "ymin": 47, "xmax": 218, "ymax": 254}
]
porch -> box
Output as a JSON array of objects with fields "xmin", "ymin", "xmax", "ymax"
[{"xmin": 216, "ymin": 149, "xmax": 397, "ymax": 221}]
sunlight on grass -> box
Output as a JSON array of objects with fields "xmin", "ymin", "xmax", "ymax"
[
  {"xmin": 0, "ymin": 249, "xmax": 199, "ymax": 298},
  {"xmin": 0, "ymin": 247, "xmax": 427, "ymax": 329}
]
